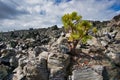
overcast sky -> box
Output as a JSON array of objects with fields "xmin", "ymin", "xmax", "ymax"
[{"xmin": 0, "ymin": 0, "xmax": 120, "ymax": 32}]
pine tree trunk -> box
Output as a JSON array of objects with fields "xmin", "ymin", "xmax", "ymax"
[{"xmin": 69, "ymin": 40, "xmax": 78, "ymax": 56}]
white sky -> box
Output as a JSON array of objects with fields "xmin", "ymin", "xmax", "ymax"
[{"xmin": 0, "ymin": 0, "xmax": 120, "ymax": 31}]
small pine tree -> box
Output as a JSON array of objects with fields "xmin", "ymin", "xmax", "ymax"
[
  {"xmin": 92, "ymin": 27, "xmax": 98, "ymax": 37},
  {"xmin": 62, "ymin": 12, "xmax": 93, "ymax": 55}
]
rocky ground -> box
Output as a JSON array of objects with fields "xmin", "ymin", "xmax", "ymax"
[{"xmin": 0, "ymin": 15, "xmax": 120, "ymax": 80}]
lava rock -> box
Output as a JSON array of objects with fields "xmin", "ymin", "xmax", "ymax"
[
  {"xmin": 48, "ymin": 52, "xmax": 70, "ymax": 80},
  {"xmin": 70, "ymin": 67, "xmax": 103, "ymax": 80}
]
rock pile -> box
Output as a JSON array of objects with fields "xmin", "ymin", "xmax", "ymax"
[
  {"xmin": 0, "ymin": 14, "xmax": 120, "ymax": 80},
  {"xmin": 0, "ymin": 31, "xmax": 70, "ymax": 80}
]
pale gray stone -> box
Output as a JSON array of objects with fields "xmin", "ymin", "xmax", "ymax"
[{"xmin": 71, "ymin": 67, "xmax": 103, "ymax": 80}]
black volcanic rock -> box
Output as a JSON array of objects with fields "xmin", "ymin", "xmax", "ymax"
[
  {"xmin": 107, "ymin": 14, "xmax": 120, "ymax": 28},
  {"xmin": 50, "ymin": 25, "xmax": 59, "ymax": 30},
  {"xmin": 113, "ymin": 14, "xmax": 120, "ymax": 22},
  {"xmin": 0, "ymin": 25, "xmax": 63, "ymax": 44},
  {"xmin": 90, "ymin": 20, "xmax": 110, "ymax": 29},
  {"xmin": 0, "ymin": 43, "xmax": 6, "ymax": 50}
]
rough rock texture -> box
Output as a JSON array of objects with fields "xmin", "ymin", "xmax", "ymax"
[
  {"xmin": 107, "ymin": 14, "xmax": 120, "ymax": 28},
  {"xmin": 0, "ymin": 65, "xmax": 8, "ymax": 80},
  {"xmin": 48, "ymin": 49, "xmax": 70, "ymax": 80},
  {"xmin": 115, "ymin": 31, "xmax": 120, "ymax": 40},
  {"xmin": 24, "ymin": 59, "xmax": 49, "ymax": 80},
  {"xmin": 71, "ymin": 67, "xmax": 103, "ymax": 80},
  {"xmin": 0, "ymin": 14, "xmax": 120, "ymax": 80}
]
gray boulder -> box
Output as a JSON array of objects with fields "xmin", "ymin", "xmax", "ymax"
[
  {"xmin": 106, "ymin": 51, "xmax": 120, "ymax": 65},
  {"xmin": 48, "ymin": 52, "xmax": 70, "ymax": 69},
  {"xmin": 100, "ymin": 40, "xmax": 108, "ymax": 47},
  {"xmin": 12, "ymin": 66, "xmax": 25, "ymax": 80},
  {"xmin": 87, "ymin": 37, "xmax": 101, "ymax": 46},
  {"xmin": 23, "ymin": 58, "xmax": 49, "ymax": 80},
  {"xmin": 0, "ymin": 65, "xmax": 8, "ymax": 80},
  {"xmin": 115, "ymin": 31, "xmax": 120, "ymax": 40},
  {"xmin": 0, "ymin": 49, "xmax": 18, "ymax": 67},
  {"xmin": 48, "ymin": 52, "xmax": 70, "ymax": 80},
  {"xmin": 0, "ymin": 42, "xmax": 6, "ymax": 50},
  {"xmin": 70, "ymin": 67, "xmax": 103, "ymax": 80}
]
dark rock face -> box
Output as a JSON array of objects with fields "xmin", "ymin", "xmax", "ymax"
[
  {"xmin": 0, "ymin": 25, "xmax": 63, "ymax": 45},
  {"xmin": 0, "ymin": 49, "xmax": 18, "ymax": 67},
  {"xmin": 50, "ymin": 25, "xmax": 59, "ymax": 30},
  {"xmin": 90, "ymin": 14, "xmax": 120, "ymax": 30},
  {"xmin": 0, "ymin": 43, "xmax": 6, "ymax": 50},
  {"xmin": 90, "ymin": 21, "xmax": 110, "ymax": 29},
  {"xmin": 107, "ymin": 14, "xmax": 120, "ymax": 29},
  {"xmin": 113, "ymin": 14, "xmax": 120, "ymax": 22},
  {"xmin": 0, "ymin": 65, "xmax": 9, "ymax": 80}
]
